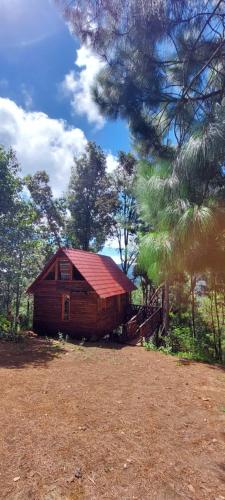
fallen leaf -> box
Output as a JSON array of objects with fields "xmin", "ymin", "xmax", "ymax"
[{"xmin": 13, "ymin": 477, "xmax": 20, "ymax": 482}]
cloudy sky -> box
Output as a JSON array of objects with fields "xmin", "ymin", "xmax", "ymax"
[{"xmin": 0, "ymin": 0, "xmax": 130, "ymax": 261}]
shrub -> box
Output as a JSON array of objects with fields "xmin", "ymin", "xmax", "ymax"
[
  {"xmin": 143, "ymin": 340, "xmax": 157, "ymax": 351},
  {"xmin": 0, "ymin": 315, "xmax": 10, "ymax": 333}
]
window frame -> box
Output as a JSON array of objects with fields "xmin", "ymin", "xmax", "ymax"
[
  {"xmin": 62, "ymin": 294, "xmax": 70, "ymax": 321},
  {"xmin": 58, "ymin": 259, "xmax": 72, "ymax": 281}
]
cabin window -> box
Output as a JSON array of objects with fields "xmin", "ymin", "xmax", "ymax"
[
  {"xmin": 59, "ymin": 260, "xmax": 71, "ymax": 280},
  {"xmin": 62, "ymin": 294, "xmax": 70, "ymax": 320}
]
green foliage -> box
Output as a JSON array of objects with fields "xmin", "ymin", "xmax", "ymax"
[
  {"xmin": 25, "ymin": 170, "xmax": 65, "ymax": 250},
  {"xmin": 68, "ymin": 142, "xmax": 117, "ymax": 251},
  {"xmin": 143, "ymin": 338, "xmax": 172, "ymax": 356},
  {"xmin": 142, "ymin": 286, "xmax": 224, "ymax": 363},
  {"xmin": 132, "ymin": 287, "xmax": 143, "ymax": 305},
  {"xmin": 58, "ymin": 1, "xmax": 225, "ymax": 364},
  {"xmin": 111, "ymin": 152, "xmax": 140, "ymax": 274},
  {"xmin": 158, "ymin": 345, "xmax": 172, "ymax": 355},
  {"xmin": 139, "ymin": 231, "xmax": 173, "ymax": 283},
  {"xmin": 62, "ymin": 0, "xmax": 225, "ymax": 154},
  {"xmin": 0, "ymin": 315, "xmax": 10, "ymax": 333},
  {"xmin": 136, "ymin": 99, "xmax": 225, "ymax": 293},
  {"xmin": 143, "ymin": 340, "xmax": 157, "ymax": 351},
  {"xmin": 0, "ymin": 145, "xmax": 62, "ymax": 328},
  {"xmin": 167, "ymin": 307, "xmax": 217, "ymax": 362},
  {"xmin": 168, "ymin": 312, "xmax": 194, "ymax": 352},
  {"xmin": 0, "ymin": 146, "xmax": 21, "ymax": 216}
]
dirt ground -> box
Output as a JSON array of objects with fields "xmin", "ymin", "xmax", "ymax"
[{"xmin": 0, "ymin": 338, "xmax": 225, "ymax": 500}]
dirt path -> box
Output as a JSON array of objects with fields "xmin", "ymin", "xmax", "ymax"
[{"xmin": 0, "ymin": 338, "xmax": 225, "ymax": 499}]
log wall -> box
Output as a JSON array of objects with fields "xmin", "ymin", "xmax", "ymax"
[{"xmin": 33, "ymin": 281, "xmax": 129, "ymax": 338}]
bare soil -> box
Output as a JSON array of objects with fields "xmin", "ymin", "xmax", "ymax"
[{"xmin": 0, "ymin": 337, "xmax": 225, "ymax": 500}]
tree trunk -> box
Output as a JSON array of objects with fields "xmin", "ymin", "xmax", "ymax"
[
  {"xmin": 15, "ymin": 286, "xmax": 20, "ymax": 332},
  {"xmin": 162, "ymin": 281, "xmax": 169, "ymax": 335},
  {"xmin": 210, "ymin": 292, "xmax": 218, "ymax": 359},
  {"xmin": 26, "ymin": 298, "xmax": 30, "ymax": 329},
  {"xmin": 190, "ymin": 274, "xmax": 196, "ymax": 339},
  {"xmin": 214, "ymin": 285, "xmax": 222, "ymax": 362},
  {"xmin": 15, "ymin": 253, "xmax": 22, "ymax": 332}
]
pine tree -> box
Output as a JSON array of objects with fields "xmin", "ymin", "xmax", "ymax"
[{"xmin": 59, "ymin": 0, "xmax": 225, "ymax": 154}]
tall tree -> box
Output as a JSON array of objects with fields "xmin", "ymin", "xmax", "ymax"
[
  {"xmin": 25, "ymin": 171, "xmax": 65, "ymax": 251},
  {"xmin": 58, "ymin": 0, "xmax": 225, "ymax": 358},
  {"xmin": 111, "ymin": 152, "xmax": 139, "ymax": 274},
  {"xmin": 0, "ymin": 147, "xmax": 45, "ymax": 326},
  {"xmin": 137, "ymin": 100, "xmax": 225, "ymax": 337},
  {"xmin": 68, "ymin": 142, "xmax": 117, "ymax": 251},
  {"xmin": 0, "ymin": 146, "xmax": 21, "ymax": 217},
  {"xmin": 0, "ymin": 201, "xmax": 43, "ymax": 329}
]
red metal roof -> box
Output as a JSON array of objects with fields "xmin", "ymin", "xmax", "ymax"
[{"xmin": 28, "ymin": 248, "xmax": 136, "ymax": 298}]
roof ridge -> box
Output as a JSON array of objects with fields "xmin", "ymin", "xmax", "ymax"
[{"xmin": 63, "ymin": 247, "xmax": 114, "ymax": 261}]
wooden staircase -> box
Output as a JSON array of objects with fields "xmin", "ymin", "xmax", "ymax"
[{"xmin": 119, "ymin": 287, "xmax": 164, "ymax": 345}]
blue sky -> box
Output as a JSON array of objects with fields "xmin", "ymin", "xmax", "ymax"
[{"xmin": 0, "ymin": 0, "xmax": 130, "ymax": 261}]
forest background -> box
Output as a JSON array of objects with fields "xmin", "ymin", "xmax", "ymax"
[{"xmin": 1, "ymin": 0, "xmax": 225, "ymax": 362}]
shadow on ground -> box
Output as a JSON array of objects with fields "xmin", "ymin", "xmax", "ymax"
[
  {"xmin": 68, "ymin": 338, "xmax": 125, "ymax": 350},
  {"xmin": 207, "ymin": 362, "xmax": 225, "ymax": 373},
  {"xmin": 0, "ymin": 338, "xmax": 66, "ymax": 369}
]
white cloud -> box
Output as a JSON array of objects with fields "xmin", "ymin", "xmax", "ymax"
[
  {"xmin": 62, "ymin": 45, "xmax": 105, "ymax": 129},
  {"xmin": 0, "ymin": 97, "xmax": 118, "ymax": 197},
  {"xmin": 0, "ymin": 97, "xmax": 87, "ymax": 196},
  {"xmin": 106, "ymin": 153, "xmax": 118, "ymax": 173}
]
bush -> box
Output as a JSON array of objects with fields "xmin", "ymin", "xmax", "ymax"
[
  {"xmin": 0, "ymin": 315, "xmax": 10, "ymax": 333},
  {"xmin": 169, "ymin": 325, "xmax": 194, "ymax": 353},
  {"xmin": 143, "ymin": 310, "xmax": 216, "ymax": 363},
  {"xmin": 143, "ymin": 340, "xmax": 157, "ymax": 351}
]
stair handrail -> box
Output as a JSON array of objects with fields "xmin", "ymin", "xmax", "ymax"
[
  {"xmin": 148, "ymin": 283, "xmax": 164, "ymax": 307},
  {"xmin": 139, "ymin": 306, "xmax": 163, "ymax": 341}
]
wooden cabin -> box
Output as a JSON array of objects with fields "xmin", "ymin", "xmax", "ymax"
[{"xmin": 27, "ymin": 248, "xmax": 136, "ymax": 339}]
